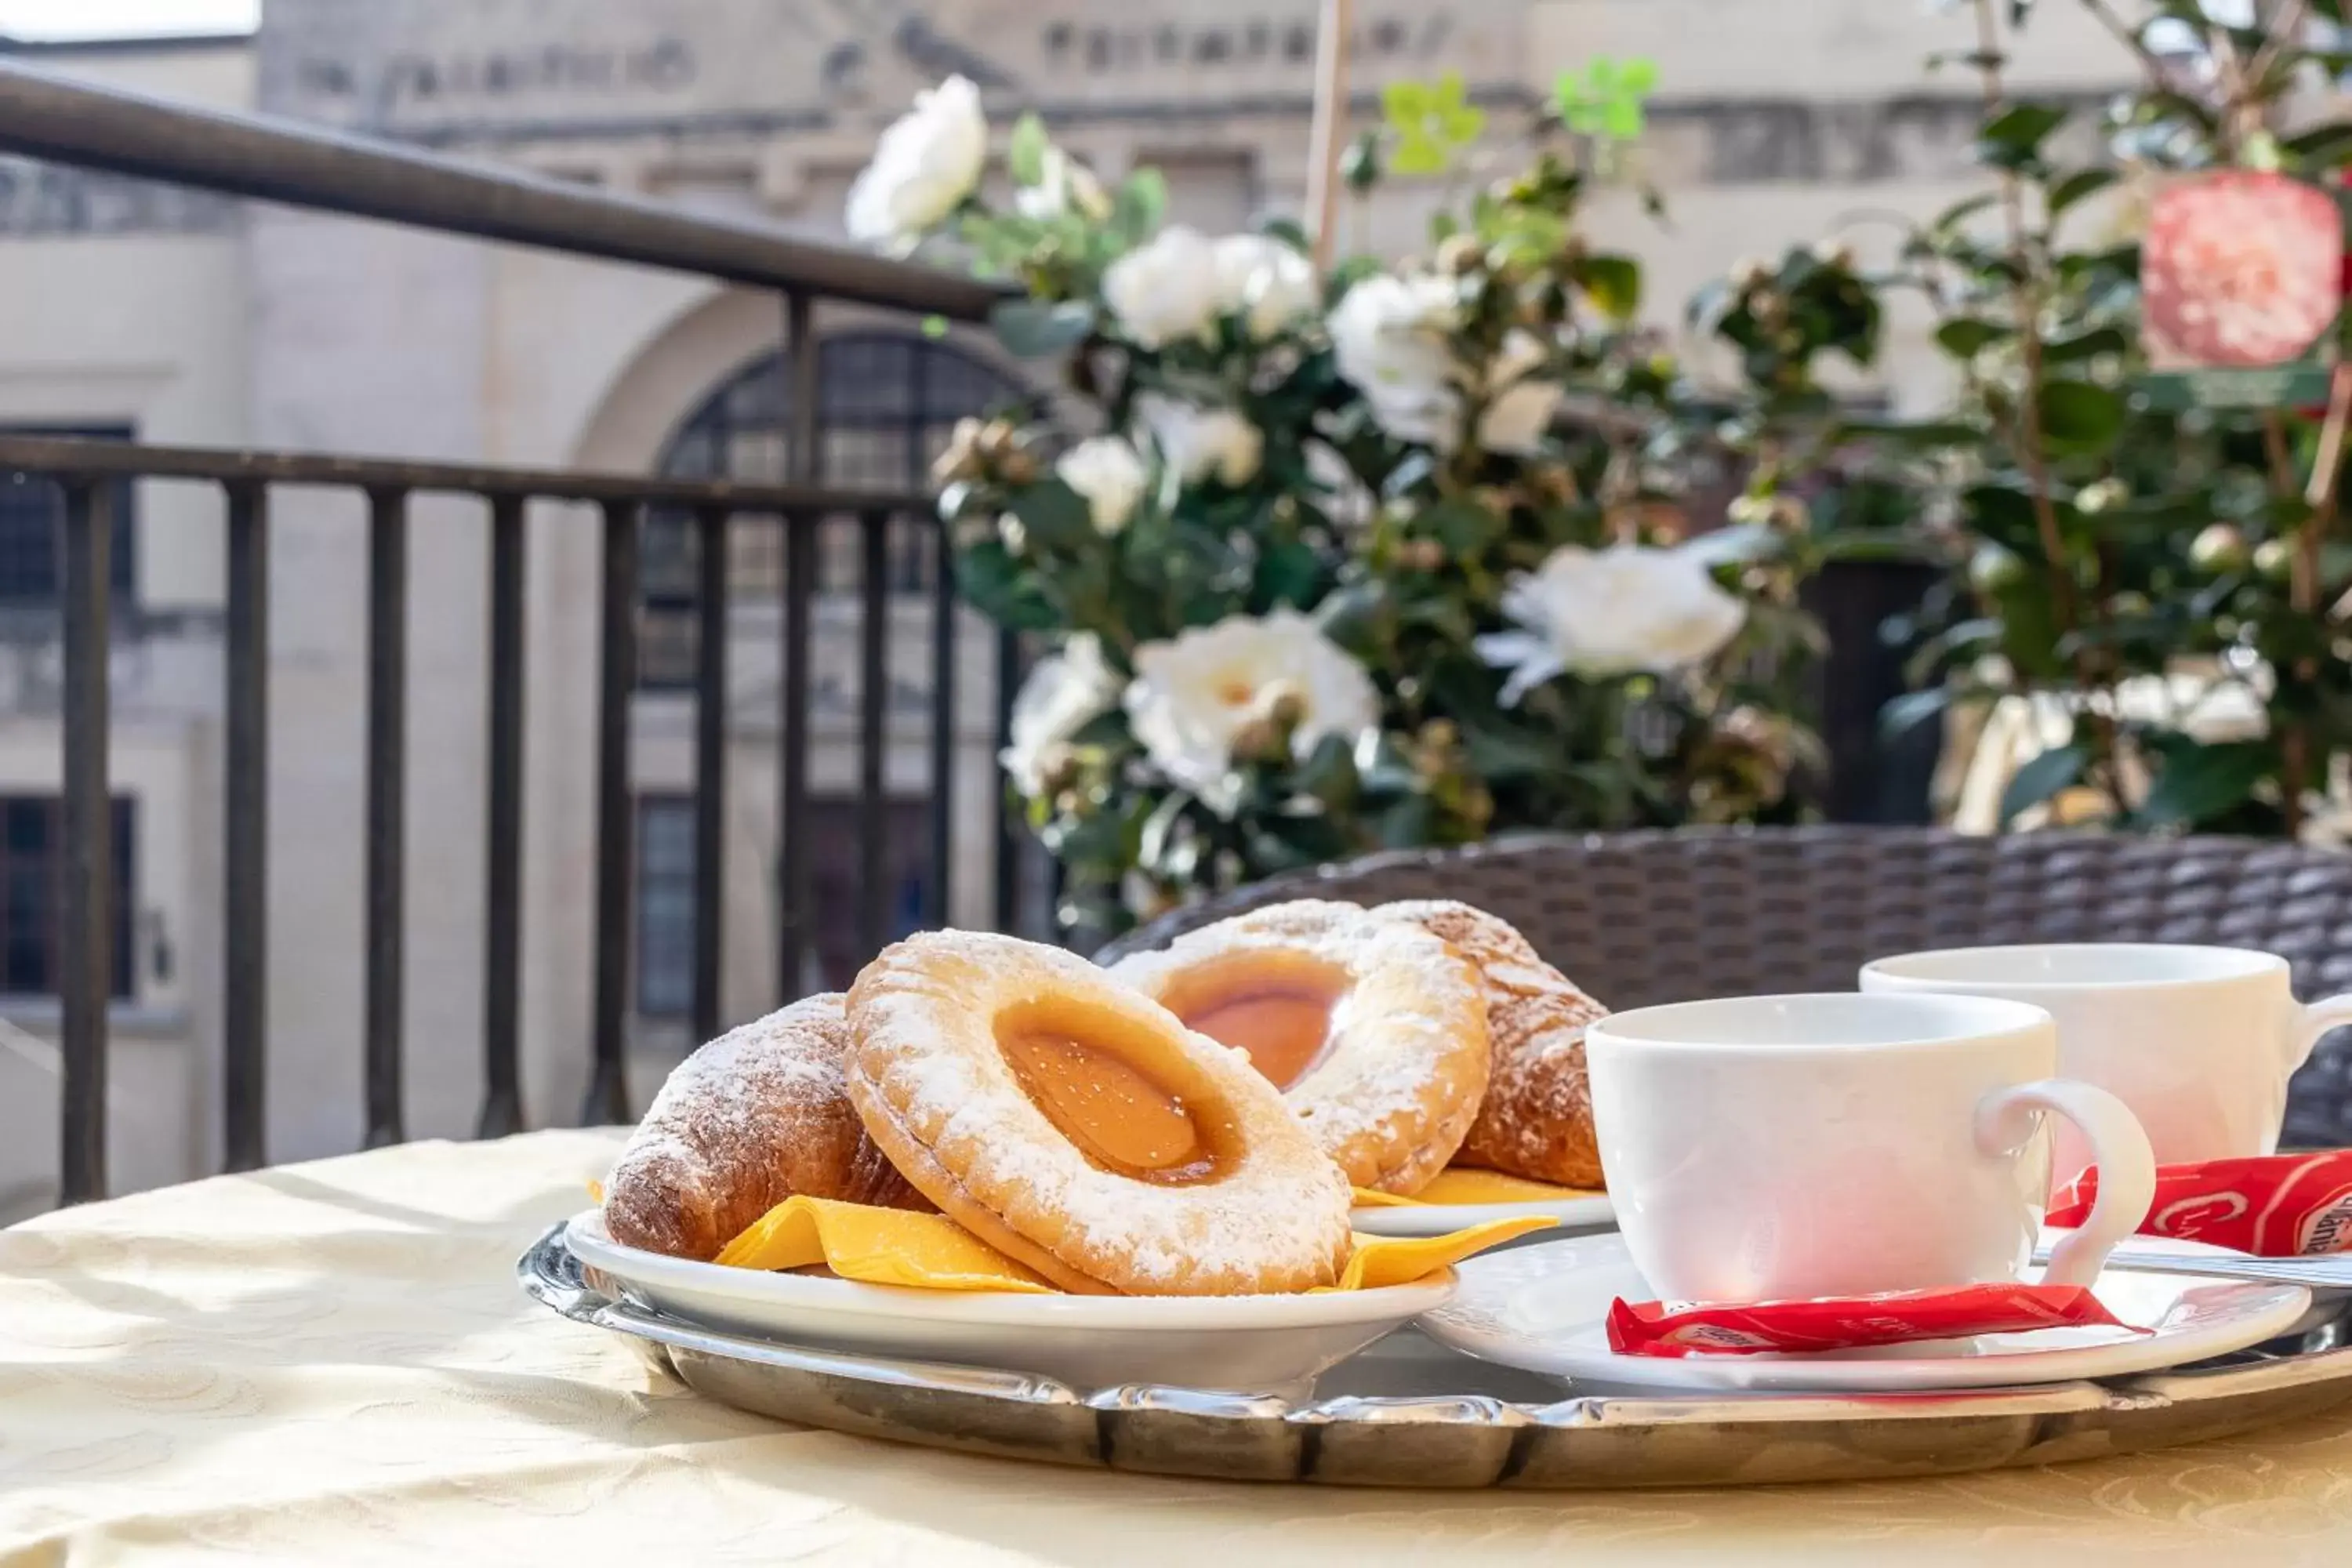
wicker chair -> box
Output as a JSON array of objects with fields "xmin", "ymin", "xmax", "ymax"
[{"xmin": 1096, "ymin": 826, "xmax": 2352, "ymax": 1149}]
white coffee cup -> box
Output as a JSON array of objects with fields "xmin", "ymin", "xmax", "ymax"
[
  {"xmin": 1861, "ymin": 944, "xmax": 2352, "ymax": 1181},
  {"xmin": 1585, "ymin": 993, "xmax": 2156, "ymax": 1303}
]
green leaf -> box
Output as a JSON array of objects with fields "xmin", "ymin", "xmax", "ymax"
[
  {"xmin": 1007, "ymin": 479, "xmax": 1095, "ymax": 549},
  {"xmin": 1879, "ymin": 686, "xmax": 1954, "ymax": 740},
  {"xmin": 1572, "ymin": 253, "xmax": 1643, "ymax": 320},
  {"xmin": 954, "ymin": 543, "xmax": 1060, "ymax": 631},
  {"xmin": 1384, "ymin": 79, "xmax": 1436, "ymax": 122},
  {"xmin": 1353, "ymin": 732, "xmax": 1422, "ymax": 797},
  {"xmin": 1374, "ymin": 794, "xmax": 1436, "ymax": 849},
  {"xmin": 1258, "ymin": 216, "xmax": 1311, "ymax": 252},
  {"xmin": 1007, "ymin": 112, "xmax": 1050, "ymax": 188},
  {"xmin": 1976, "ymin": 103, "xmax": 2068, "ymax": 168},
  {"xmin": 1961, "ymin": 484, "xmax": 2045, "ymax": 556},
  {"xmin": 1838, "ymin": 416, "xmax": 1984, "ymax": 448},
  {"xmin": 1389, "ymin": 133, "xmax": 1449, "ymax": 178},
  {"xmin": 1464, "ymin": 725, "xmax": 1566, "ymax": 783},
  {"xmin": 1999, "ymin": 742, "xmax": 2088, "ymax": 826},
  {"xmin": 1291, "ymin": 735, "xmax": 1360, "ymax": 811},
  {"xmin": 1936, "ymin": 318, "xmax": 2013, "ymax": 358},
  {"xmin": 2045, "ymin": 168, "xmax": 2118, "ymax": 215},
  {"xmin": 2284, "ymin": 122, "xmax": 2352, "ymax": 162},
  {"xmin": 1137, "ymin": 791, "xmax": 1193, "ymax": 876},
  {"xmin": 1384, "ymin": 71, "xmax": 1485, "ymax": 176},
  {"xmin": 1112, "ymin": 168, "xmax": 1167, "ymax": 243},
  {"xmin": 2132, "ymin": 88, "xmax": 2220, "ymax": 135},
  {"xmin": 1557, "ymin": 55, "xmax": 1658, "ymax": 143},
  {"xmin": 1930, "ymin": 192, "xmax": 2000, "ymax": 234},
  {"xmin": 2035, "ymin": 380, "xmax": 2127, "ymax": 454},
  {"xmin": 1418, "ymin": 496, "xmax": 1505, "ymax": 556},
  {"xmin": 1316, "ymin": 582, "xmax": 1395, "ymax": 657},
  {"xmin": 2138, "ymin": 739, "xmax": 2272, "ymax": 829},
  {"xmin": 990, "ymin": 298, "xmax": 1095, "ymax": 358},
  {"xmin": 1253, "ymin": 539, "xmax": 1324, "ymax": 609},
  {"xmin": 2042, "ymin": 325, "xmax": 2128, "ymax": 364}
]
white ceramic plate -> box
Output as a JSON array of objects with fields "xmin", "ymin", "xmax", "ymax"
[
  {"xmin": 1350, "ymin": 1192, "xmax": 1615, "ymax": 1239},
  {"xmin": 1417, "ymin": 1229, "xmax": 2310, "ymax": 1394},
  {"xmin": 564, "ymin": 1210, "xmax": 1452, "ymax": 1396}
]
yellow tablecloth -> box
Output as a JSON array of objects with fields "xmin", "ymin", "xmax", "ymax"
[{"xmin": 8, "ymin": 1132, "xmax": 2352, "ymax": 1566}]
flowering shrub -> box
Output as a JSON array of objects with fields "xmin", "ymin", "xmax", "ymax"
[
  {"xmin": 1809, "ymin": 1, "xmax": 2352, "ymax": 841},
  {"xmin": 850, "ymin": 72, "xmax": 1837, "ymax": 934}
]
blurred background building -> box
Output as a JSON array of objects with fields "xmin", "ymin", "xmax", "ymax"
[{"xmin": 0, "ymin": 0, "xmax": 2136, "ymax": 1212}]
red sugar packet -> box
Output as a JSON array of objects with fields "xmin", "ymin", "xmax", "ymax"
[
  {"xmin": 1606, "ymin": 1284, "xmax": 2129, "ymax": 1359},
  {"xmin": 2048, "ymin": 1150, "xmax": 2352, "ymax": 1258}
]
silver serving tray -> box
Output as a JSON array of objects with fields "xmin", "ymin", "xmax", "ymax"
[{"xmin": 517, "ymin": 1224, "xmax": 2352, "ymax": 1488}]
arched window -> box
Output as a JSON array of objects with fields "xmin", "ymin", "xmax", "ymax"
[
  {"xmin": 639, "ymin": 331, "xmax": 1024, "ymax": 688},
  {"xmin": 632, "ymin": 331, "xmax": 1025, "ymax": 1008}
]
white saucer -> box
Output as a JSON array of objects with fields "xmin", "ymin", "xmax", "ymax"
[
  {"xmin": 1350, "ymin": 1192, "xmax": 1615, "ymax": 1239},
  {"xmin": 1417, "ymin": 1229, "xmax": 2310, "ymax": 1394},
  {"xmin": 563, "ymin": 1210, "xmax": 1451, "ymax": 1396}
]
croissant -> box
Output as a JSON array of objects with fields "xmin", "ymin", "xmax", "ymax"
[{"xmin": 602, "ymin": 992, "xmax": 929, "ymax": 1260}]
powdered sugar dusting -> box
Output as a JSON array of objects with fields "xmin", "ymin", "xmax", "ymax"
[
  {"xmin": 1112, "ymin": 901, "xmax": 1490, "ymax": 1193},
  {"xmin": 848, "ymin": 931, "xmax": 1352, "ymax": 1295},
  {"xmin": 1377, "ymin": 899, "xmax": 1610, "ymax": 1187},
  {"xmin": 604, "ymin": 993, "xmax": 927, "ymax": 1259}
]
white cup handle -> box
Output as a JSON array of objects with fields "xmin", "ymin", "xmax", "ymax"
[
  {"xmin": 2291, "ymin": 993, "xmax": 2352, "ymax": 1073},
  {"xmin": 1973, "ymin": 1077, "xmax": 2156, "ymax": 1289}
]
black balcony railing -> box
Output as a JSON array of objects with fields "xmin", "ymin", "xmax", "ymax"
[{"xmin": 0, "ymin": 60, "xmax": 1022, "ymax": 1203}]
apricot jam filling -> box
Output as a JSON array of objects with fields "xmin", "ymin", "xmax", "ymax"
[
  {"xmin": 1171, "ymin": 956, "xmax": 1346, "ymax": 1091},
  {"xmin": 998, "ymin": 1010, "xmax": 1220, "ymax": 1184}
]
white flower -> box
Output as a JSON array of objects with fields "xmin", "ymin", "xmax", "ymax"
[
  {"xmin": 1000, "ymin": 635, "xmax": 1120, "ymax": 797},
  {"xmin": 1305, "ymin": 439, "xmax": 1375, "ymax": 532},
  {"xmin": 1477, "ymin": 332, "xmax": 1565, "ymax": 456},
  {"xmin": 1329, "ymin": 274, "xmax": 1566, "ymax": 454},
  {"xmin": 1138, "ymin": 394, "xmax": 1264, "ymax": 487},
  {"xmin": 1212, "ymin": 234, "xmax": 1321, "ymax": 339},
  {"xmin": 995, "ymin": 513, "xmax": 1026, "ymax": 554},
  {"xmin": 1126, "ymin": 610, "xmax": 1381, "ymax": 815},
  {"xmin": 1015, "ymin": 146, "xmax": 1112, "ymax": 223},
  {"xmin": 845, "ymin": 76, "xmax": 987, "ymax": 250},
  {"xmin": 1475, "ymin": 543, "xmax": 1748, "ymax": 702},
  {"xmin": 1103, "ymin": 226, "xmax": 1222, "ymax": 349},
  {"xmin": 1057, "ymin": 437, "xmax": 1149, "ymax": 534},
  {"xmin": 1327, "ymin": 273, "xmax": 1464, "ymax": 447}
]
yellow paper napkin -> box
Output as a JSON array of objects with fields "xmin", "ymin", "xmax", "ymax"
[
  {"xmin": 1351, "ymin": 1168, "xmax": 1606, "ymax": 1208},
  {"xmin": 714, "ymin": 1196, "xmax": 1058, "ymax": 1292},
  {"xmin": 706, "ymin": 1193, "xmax": 1549, "ymax": 1295}
]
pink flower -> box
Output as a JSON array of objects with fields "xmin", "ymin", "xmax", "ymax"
[{"xmin": 2143, "ymin": 172, "xmax": 2341, "ymax": 368}]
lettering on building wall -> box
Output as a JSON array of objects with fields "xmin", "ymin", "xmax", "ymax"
[
  {"xmin": 1038, "ymin": 13, "xmax": 1452, "ymax": 73},
  {"xmin": 273, "ymin": 4, "xmax": 1486, "ymax": 134},
  {"xmin": 0, "ymin": 161, "xmax": 237, "ymax": 237},
  {"xmin": 294, "ymin": 38, "xmax": 698, "ymax": 113}
]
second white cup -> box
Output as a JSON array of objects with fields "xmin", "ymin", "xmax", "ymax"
[
  {"xmin": 1585, "ymin": 993, "xmax": 2157, "ymax": 1304},
  {"xmin": 1861, "ymin": 943, "xmax": 2352, "ymax": 1181}
]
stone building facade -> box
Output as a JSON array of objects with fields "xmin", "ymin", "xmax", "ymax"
[{"xmin": 0, "ymin": 1, "xmax": 2133, "ymax": 1209}]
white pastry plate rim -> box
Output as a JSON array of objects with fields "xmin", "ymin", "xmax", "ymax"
[
  {"xmin": 1349, "ymin": 1192, "xmax": 1615, "ymax": 1237},
  {"xmin": 564, "ymin": 1209, "xmax": 1455, "ymax": 1329},
  {"xmin": 1416, "ymin": 1228, "xmax": 2312, "ymax": 1393}
]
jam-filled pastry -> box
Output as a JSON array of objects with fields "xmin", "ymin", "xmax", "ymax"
[
  {"xmin": 1110, "ymin": 901, "xmax": 1490, "ymax": 1196},
  {"xmin": 604, "ymin": 993, "xmax": 931, "ymax": 1260},
  {"xmin": 1376, "ymin": 900, "xmax": 1610, "ymax": 1189},
  {"xmin": 845, "ymin": 931, "xmax": 1352, "ymax": 1296}
]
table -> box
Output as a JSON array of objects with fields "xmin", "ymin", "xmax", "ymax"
[{"xmin": 8, "ymin": 1133, "xmax": 2352, "ymax": 1566}]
